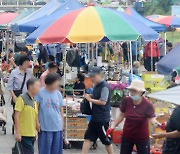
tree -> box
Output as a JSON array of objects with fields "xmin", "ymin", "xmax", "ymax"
[{"xmin": 144, "ymin": 0, "xmax": 172, "ymax": 15}]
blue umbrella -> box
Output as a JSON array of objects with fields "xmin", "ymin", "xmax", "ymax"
[
  {"xmin": 11, "ymin": 0, "xmax": 64, "ymax": 32},
  {"xmin": 125, "ymin": 7, "xmax": 166, "ymax": 32},
  {"xmin": 157, "ymin": 43, "xmax": 180, "ymax": 75},
  {"xmin": 26, "ymin": 0, "xmax": 83, "ymax": 44}
]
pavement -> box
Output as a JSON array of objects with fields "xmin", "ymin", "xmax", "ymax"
[{"xmin": 0, "ymin": 90, "xmax": 120, "ymax": 154}]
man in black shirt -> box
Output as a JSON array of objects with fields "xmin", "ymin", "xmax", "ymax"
[{"xmin": 82, "ymin": 67, "xmax": 113, "ymax": 154}]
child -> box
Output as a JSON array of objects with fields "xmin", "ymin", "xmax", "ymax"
[{"xmin": 36, "ymin": 73, "xmax": 64, "ymax": 154}]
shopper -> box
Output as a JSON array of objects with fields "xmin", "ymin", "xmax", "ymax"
[
  {"xmin": 122, "ymin": 42, "xmax": 129, "ymax": 69},
  {"xmin": 14, "ymin": 78, "xmax": 41, "ymax": 154},
  {"xmin": 153, "ymin": 106, "xmax": 180, "ymax": 154},
  {"xmin": 8, "ymin": 55, "xmax": 33, "ymax": 107},
  {"xmin": 45, "ymin": 55, "xmax": 55, "ymax": 70},
  {"xmin": 107, "ymin": 80, "xmax": 161, "ymax": 154},
  {"xmin": 39, "ymin": 62, "xmax": 58, "ymax": 87},
  {"xmin": 74, "ymin": 73, "xmax": 86, "ymax": 96},
  {"xmin": 36, "ymin": 73, "xmax": 64, "ymax": 154},
  {"xmin": 82, "ymin": 67, "xmax": 113, "ymax": 154},
  {"xmin": 14, "ymin": 47, "xmax": 29, "ymax": 66},
  {"xmin": 37, "ymin": 43, "xmax": 48, "ymax": 65},
  {"xmin": 132, "ymin": 61, "xmax": 140, "ymax": 75}
]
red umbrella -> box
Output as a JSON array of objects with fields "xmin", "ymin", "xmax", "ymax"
[{"xmin": 0, "ymin": 12, "xmax": 18, "ymax": 25}]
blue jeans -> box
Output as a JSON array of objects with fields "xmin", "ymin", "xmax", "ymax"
[
  {"xmin": 120, "ymin": 137, "xmax": 150, "ymax": 154},
  {"xmin": 38, "ymin": 131, "xmax": 63, "ymax": 154}
]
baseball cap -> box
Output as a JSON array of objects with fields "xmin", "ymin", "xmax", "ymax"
[{"xmin": 88, "ymin": 67, "xmax": 102, "ymax": 77}]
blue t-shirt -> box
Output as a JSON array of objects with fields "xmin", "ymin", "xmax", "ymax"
[{"xmin": 35, "ymin": 88, "xmax": 64, "ymax": 132}]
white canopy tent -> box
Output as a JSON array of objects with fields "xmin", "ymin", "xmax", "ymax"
[{"xmin": 148, "ymin": 86, "xmax": 180, "ymax": 105}]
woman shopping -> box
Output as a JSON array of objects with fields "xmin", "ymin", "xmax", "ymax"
[
  {"xmin": 106, "ymin": 80, "xmax": 161, "ymax": 154},
  {"xmin": 7, "ymin": 55, "xmax": 33, "ymax": 107}
]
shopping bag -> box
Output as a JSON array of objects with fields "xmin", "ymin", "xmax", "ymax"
[
  {"xmin": 12, "ymin": 142, "xmax": 24, "ymax": 154},
  {"xmin": 80, "ymin": 99, "xmax": 92, "ymax": 115}
]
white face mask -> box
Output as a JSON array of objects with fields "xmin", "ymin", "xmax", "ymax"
[{"xmin": 130, "ymin": 95, "xmax": 140, "ymax": 101}]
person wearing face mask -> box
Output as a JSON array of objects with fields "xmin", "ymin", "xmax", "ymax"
[{"xmin": 106, "ymin": 80, "xmax": 161, "ymax": 154}]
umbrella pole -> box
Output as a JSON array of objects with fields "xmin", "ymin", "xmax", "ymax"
[
  {"xmin": 88, "ymin": 43, "xmax": 90, "ymax": 61},
  {"xmin": 92, "ymin": 43, "xmax": 94, "ymax": 66},
  {"xmin": 129, "ymin": 41, "xmax": 133, "ymax": 74},
  {"xmin": 96, "ymin": 43, "xmax": 98, "ymax": 61},
  {"xmin": 12, "ymin": 33, "xmax": 15, "ymax": 53},
  {"xmin": 164, "ymin": 32, "xmax": 167, "ymax": 55},
  {"xmin": 136, "ymin": 40, "xmax": 138, "ymax": 61},
  {"xmin": 105, "ymin": 43, "xmax": 107, "ymax": 61},
  {"xmin": 63, "ymin": 49, "xmax": 67, "ymax": 97},
  {"xmin": 6, "ymin": 30, "xmax": 9, "ymax": 64},
  {"xmin": 151, "ymin": 41, "xmax": 153, "ymax": 71}
]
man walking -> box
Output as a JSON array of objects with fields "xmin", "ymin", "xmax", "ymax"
[
  {"xmin": 82, "ymin": 67, "xmax": 113, "ymax": 154},
  {"xmin": 14, "ymin": 78, "xmax": 41, "ymax": 154}
]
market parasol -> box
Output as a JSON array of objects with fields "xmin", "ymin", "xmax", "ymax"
[
  {"xmin": 146, "ymin": 14, "xmax": 163, "ymax": 20},
  {"xmin": 11, "ymin": 0, "xmax": 63, "ymax": 32},
  {"xmin": 147, "ymin": 15, "xmax": 180, "ymax": 28},
  {"xmin": 36, "ymin": 6, "xmax": 159, "ymax": 44},
  {"xmin": 148, "ymin": 86, "xmax": 180, "ymax": 105},
  {"xmin": 157, "ymin": 43, "xmax": 180, "ymax": 75},
  {"xmin": 125, "ymin": 7, "xmax": 166, "ymax": 32},
  {"xmin": 0, "ymin": 12, "xmax": 18, "ymax": 25}
]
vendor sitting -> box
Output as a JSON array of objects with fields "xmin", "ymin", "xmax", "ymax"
[
  {"xmin": 133, "ymin": 61, "xmax": 140, "ymax": 75},
  {"xmin": 74, "ymin": 73, "xmax": 86, "ymax": 96}
]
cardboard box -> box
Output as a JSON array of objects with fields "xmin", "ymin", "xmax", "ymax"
[
  {"xmin": 150, "ymin": 98, "xmax": 170, "ymax": 114},
  {"xmin": 67, "ymin": 129, "xmax": 86, "ymax": 139},
  {"xmin": 65, "ymin": 121, "xmax": 88, "ymax": 129},
  {"xmin": 150, "ymin": 87, "xmax": 166, "ymax": 93},
  {"xmin": 142, "ymin": 73, "xmax": 169, "ymax": 89},
  {"xmin": 65, "ymin": 117, "xmax": 88, "ymax": 123}
]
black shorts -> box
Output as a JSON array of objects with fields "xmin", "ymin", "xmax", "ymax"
[{"xmin": 84, "ymin": 120, "xmax": 112, "ymax": 145}]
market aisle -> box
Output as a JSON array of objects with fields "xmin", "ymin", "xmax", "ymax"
[{"xmin": 0, "ymin": 90, "xmax": 119, "ymax": 154}]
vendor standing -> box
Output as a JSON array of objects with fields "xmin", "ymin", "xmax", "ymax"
[
  {"xmin": 153, "ymin": 106, "xmax": 180, "ymax": 153},
  {"xmin": 82, "ymin": 67, "xmax": 113, "ymax": 154},
  {"xmin": 107, "ymin": 80, "xmax": 161, "ymax": 154},
  {"xmin": 74, "ymin": 73, "xmax": 86, "ymax": 96}
]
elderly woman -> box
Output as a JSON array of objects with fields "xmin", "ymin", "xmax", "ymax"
[
  {"xmin": 7, "ymin": 55, "xmax": 33, "ymax": 107},
  {"xmin": 153, "ymin": 106, "xmax": 180, "ymax": 154},
  {"xmin": 107, "ymin": 80, "xmax": 161, "ymax": 154}
]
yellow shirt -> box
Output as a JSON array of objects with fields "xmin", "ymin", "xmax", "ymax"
[{"xmin": 15, "ymin": 96, "xmax": 38, "ymax": 137}]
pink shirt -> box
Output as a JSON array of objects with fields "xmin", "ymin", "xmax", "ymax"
[{"xmin": 40, "ymin": 70, "xmax": 49, "ymax": 87}]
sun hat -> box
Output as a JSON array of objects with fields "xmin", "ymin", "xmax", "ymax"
[{"xmin": 127, "ymin": 80, "xmax": 146, "ymax": 92}]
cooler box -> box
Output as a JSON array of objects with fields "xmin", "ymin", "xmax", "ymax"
[{"xmin": 112, "ymin": 130, "xmax": 123, "ymax": 144}]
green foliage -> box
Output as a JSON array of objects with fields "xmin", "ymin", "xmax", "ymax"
[{"xmin": 144, "ymin": 0, "xmax": 172, "ymax": 16}]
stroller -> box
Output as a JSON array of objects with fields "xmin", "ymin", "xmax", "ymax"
[{"xmin": 0, "ymin": 95, "xmax": 7, "ymax": 135}]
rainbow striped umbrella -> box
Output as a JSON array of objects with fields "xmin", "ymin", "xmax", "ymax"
[{"xmin": 37, "ymin": 6, "xmax": 158, "ymax": 44}]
